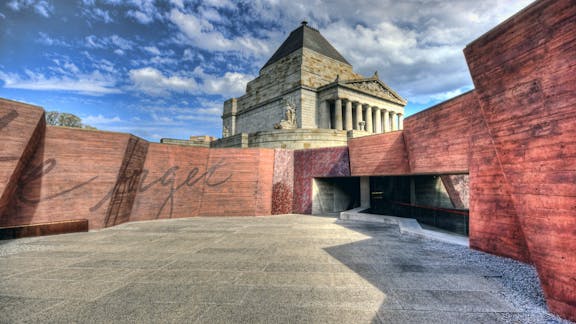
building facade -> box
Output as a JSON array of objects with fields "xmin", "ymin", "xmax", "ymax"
[{"xmin": 214, "ymin": 22, "xmax": 406, "ymax": 149}]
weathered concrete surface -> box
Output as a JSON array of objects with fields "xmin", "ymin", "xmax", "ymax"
[{"xmin": 0, "ymin": 215, "xmax": 567, "ymax": 323}]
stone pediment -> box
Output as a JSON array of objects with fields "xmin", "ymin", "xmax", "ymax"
[{"xmin": 341, "ymin": 78, "xmax": 407, "ymax": 105}]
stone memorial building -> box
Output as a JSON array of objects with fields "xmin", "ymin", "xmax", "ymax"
[{"xmin": 212, "ymin": 21, "xmax": 407, "ymax": 149}]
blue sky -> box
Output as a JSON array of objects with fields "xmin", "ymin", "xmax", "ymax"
[{"xmin": 0, "ymin": 0, "xmax": 533, "ymax": 141}]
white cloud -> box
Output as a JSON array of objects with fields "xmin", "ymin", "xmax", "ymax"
[
  {"xmin": 0, "ymin": 70, "xmax": 121, "ymax": 95},
  {"xmin": 85, "ymin": 34, "xmax": 134, "ymax": 51},
  {"xmin": 168, "ymin": 9, "xmax": 271, "ymax": 57},
  {"xmin": 126, "ymin": 0, "xmax": 160, "ymax": 24},
  {"xmin": 144, "ymin": 46, "xmax": 161, "ymax": 55},
  {"xmin": 194, "ymin": 107, "xmax": 221, "ymax": 116},
  {"xmin": 127, "ymin": 9, "xmax": 153, "ymax": 24},
  {"xmin": 92, "ymin": 59, "xmax": 117, "ymax": 74},
  {"xmin": 7, "ymin": 0, "xmax": 53, "ymax": 17},
  {"xmin": 193, "ymin": 98, "xmax": 224, "ymax": 116},
  {"xmin": 129, "ymin": 67, "xmax": 198, "ymax": 96},
  {"xmin": 82, "ymin": 114, "xmax": 122, "ymax": 125},
  {"xmin": 193, "ymin": 67, "xmax": 252, "ymax": 98},
  {"xmin": 110, "ymin": 35, "xmax": 133, "ymax": 50},
  {"xmin": 37, "ymin": 32, "xmax": 70, "ymax": 47},
  {"xmin": 202, "ymin": 0, "xmax": 235, "ymax": 10},
  {"xmin": 129, "ymin": 66, "xmax": 252, "ymax": 98},
  {"xmin": 89, "ymin": 8, "xmax": 113, "ymax": 23},
  {"xmin": 170, "ymin": 0, "xmax": 184, "ymax": 9},
  {"xmin": 62, "ymin": 61, "xmax": 80, "ymax": 74}
]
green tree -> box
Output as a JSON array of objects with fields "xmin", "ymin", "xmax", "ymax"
[
  {"xmin": 45, "ymin": 111, "xmax": 96, "ymax": 129},
  {"xmin": 45, "ymin": 111, "xmax": 59, "ymax": 126}
]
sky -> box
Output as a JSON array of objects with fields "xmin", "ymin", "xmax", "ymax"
[{"xmin": 0, "ymin": 0, "xmax": 534, "ymax": 142}]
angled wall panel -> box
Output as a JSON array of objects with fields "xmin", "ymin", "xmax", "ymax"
[{"xmin": 0, "ymin": 99, "xmax": 45, "ymax": 219}]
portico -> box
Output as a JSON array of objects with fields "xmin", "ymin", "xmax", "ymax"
[{"xmin": 320, "ymin": 98, "xmax": 403, "ymax": 133}]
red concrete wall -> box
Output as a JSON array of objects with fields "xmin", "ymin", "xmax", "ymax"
[
  {"xmin": 1, "ymin": 124, "xmax": 275, "ymax": 229},
  {"xmin": 131, "ymin": 145, "xmax": 274, "ymax": 219},
  {"xmin": 3, "ymin": 127, "xmax": 136, "ymax": 229},
  {"xmin": 348, "ymin": 132, "xmax": 409, "ymax": 176},
  {"xmin": 348, "ymin": 92, "xmax": 473, "ymax": 177},
  {"xmin": 464, "ymin": 0, "xmax": 576, "ymax": 319},
  {"xmin": 0, "ymin": 99, "xmax": 45, "ymax": 219},
  {"xmin": 272, "ymin": 149, "xmax": 294, "ymax": 214},
  {"xmin": 404, "ymin": 92, "xmax": 474, "ymax": 174},
  {"xmin": 129, "ymin": 144, "xmax": 211, "ymax": 221},
  {"xmin": 292, "ymin": 147, "xmax": 350, "ymax": 214},
  {"xmin": 199, "ymin": 148, "xmax": 274, "ymax": 216},
  {"xmin": 468, "ymin": 113, "xmax": 530, "ymax": 263}
]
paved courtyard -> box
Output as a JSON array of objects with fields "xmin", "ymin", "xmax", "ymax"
[{"xmin": 0, "ymin": 215, "xmax": 570, "ymax": 323}]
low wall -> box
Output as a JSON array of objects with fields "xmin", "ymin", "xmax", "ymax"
[
  {"xmin": 248, "ymin": 129, "xmax": 348, "ymax": 149},
  {"xmin": 212, "ymin": 129, "xmax": 349, "ymax": 149},
  {"xmin": 210, "ymin": 133, "xmax": 249, "ymax": 148},
  {"xmin": 0, "ymin": 122, "xmax": 275, "ymax": 230},
  {"xmin": 348, "ymin": 131, "xmax": 410, "ymax": 176}
]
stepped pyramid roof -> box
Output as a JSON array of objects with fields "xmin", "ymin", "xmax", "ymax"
[{"xmin": 262, "ymin": 21, "xmax": 350, "ymax": 70}]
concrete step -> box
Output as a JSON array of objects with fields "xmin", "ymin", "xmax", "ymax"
[{"xmin": 339, "ymin": 208, "xmax": 469, "ymax": 246}]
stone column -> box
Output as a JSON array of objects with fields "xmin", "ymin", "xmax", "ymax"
[
  {"xmin": 382, "ymin": 109, "xmax": 389, "ymax": 132},
  {"xmin": 335, "ymin": 99, "xmax": 343, "ymax": 130},
  {"xmin": 319, "ymin": 100, "xmax": 328, "ymax": 129},
  {"xmin": 355, "ymin": 102, "xmax": 363, "ymax": 130},
  {"xmin": 398, "ymin": 113, "xmax": 404, "ymax": 130},
  {"xmin": 391, "ymin": 111, "xmax": 398, "ymax": 131},
  {"xmin": 374, "ymin": 107, "xmax": 382, "ymax": 133},
  {"xmin": 365, "ymin": 106, "xmax": 373, "ymax": 133},
  {"xmin": 345, "ymin": 100, "xmax": 353, "ymax": 130}
]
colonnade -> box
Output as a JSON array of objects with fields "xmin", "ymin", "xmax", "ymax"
[{"xmin": 319, "ymin": 99, "xmax": 403, "ymax": 133}]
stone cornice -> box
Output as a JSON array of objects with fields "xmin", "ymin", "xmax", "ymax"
[{"xmin": 318, "ymin": 80, "xmax": 407, "ymax": 107}]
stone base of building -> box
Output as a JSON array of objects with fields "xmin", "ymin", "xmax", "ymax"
[
  {"xmin": 211, "ymin": 129, "xmax": 355, "ymax": 149},
  {"xmin": 160, "ymin": 135, "xmax": 216, "ymax": 147}
]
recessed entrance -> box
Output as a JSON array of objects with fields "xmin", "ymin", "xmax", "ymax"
[
  {"xmin": 312, "ymin": 177, "xmax": 360, "ymax": 215},
  {"xmin": 368, "ymin": 175, "xmax": 469, "ymax": 236}
]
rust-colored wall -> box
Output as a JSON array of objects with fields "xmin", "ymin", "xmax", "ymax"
[
  {"xmin": 464, "ymin": 0, "xmax": 576, "ymax": 320},
  {"xmin": 468, "ymin": 114, "xmax": 530, "ymax": 263},
  {"xmin": 271, "ymin": 149, "xmax": 294, "ymax": 214},
  {"xmin": 292, "ymin": 147, "xmax": 350, "ymax": 214},
  {"xmin": 348, "ymin": 131, "xmax": 409, "ymax": 176},
  {"xmin": 129, "ymin": 144, "xmax": 211, "ymax": 221},
  {"xmin": 0, "ymin": 99, "xmax": 45, "ymax": 219},
  {"xmin": 123, "ymin": 145, "xmax": 275, "ymax": 220},
  {"xmin": 348, "ymin": 92, "xmax": 473, "ymax": 177},
  {"xmin": 404, "ymin": 92, "xmax": 474, "ymax": 174},
  {"xmin": 198, "ymin": 148, "xmax": 274, "ymax": 216},
  {"xmin": 4, "ymin": 127, "xmax": 136, "ymax": 229},
  {"xmin": 1, "ymin": 126, "xmax": 275, "ymax": 230},
  {"xmin": 97, "ymin": 136, "xmax": 149, "ymax": 227}
]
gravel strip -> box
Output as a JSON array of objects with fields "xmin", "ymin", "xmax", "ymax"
[{"xmin": 418, "ymin": 235, "xmax": 573, "ymax": 323}]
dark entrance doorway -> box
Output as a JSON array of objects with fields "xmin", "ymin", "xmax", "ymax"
[
  {"xmin": 312, "ymin": 177, "xmax": 360, "ymax": 215},
  {"xmin": 369, "ymin": 175, "xmax": 469, "ymax": 236}
]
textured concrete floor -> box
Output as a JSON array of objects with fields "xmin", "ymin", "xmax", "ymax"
[{"xmin": 0, "ymin": 215, "xmax": 568, "ymax": 323}]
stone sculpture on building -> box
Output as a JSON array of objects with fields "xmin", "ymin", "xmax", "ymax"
[
  {"xmin": 274, "ymin": 97, "xmax": 297, "ymax": 129},
  {"xmin": 213, "ymin": 21, "xmax": 407, "ymax": 149}
]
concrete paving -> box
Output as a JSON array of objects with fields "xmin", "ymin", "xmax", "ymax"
[{"xmin": 0, "ymin": 215, "xmax": 570, "ymax": 323}]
